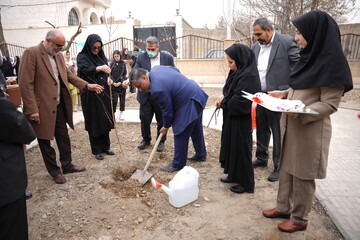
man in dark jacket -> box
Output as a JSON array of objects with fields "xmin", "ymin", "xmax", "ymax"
[
  {"xmin": 129, "ymin": 66, "xmax": 208, "ymax": 172},
  {"xmin": 251, "ymin": 17, "xmax": 300, "ymax": 181},
  {"xmin": 132, "ymin": 36, "xmax": 175, "ymax": 152},
  {"xmin": 0, "ymin": 92, "xmax": 36, "ymax": 239}
]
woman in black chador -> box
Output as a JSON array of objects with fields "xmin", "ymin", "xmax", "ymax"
[
  {"xmin": 215, "ymin": 43, "xmax": 261, "ymax": 194},
  {"xmin": 77, "ymin": 34, "xmax": 115, "ymax": 160}
]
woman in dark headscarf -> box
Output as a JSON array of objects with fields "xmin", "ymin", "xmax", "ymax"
[
  {"xmin": 13, "ymin": 56, "xmax": 20, "ymax": 78},
  {"xmin": 110, "ymin": 50, "xmax": 127, "ymax": 120},
  {"xmin": 0, "ymin": 56, "xmax": 14, "ymax": 77},
  {"xmin": 215, "ymin": 43, "xmax": 261, "ymax": 194},
  {"xmin": 121, "ymin": 48, "xmax": 133, "ymax": 79},
  {"xmin": 262, "ymin": 11, "xmax": 353, "ymax": 233},
  {"xmin": 77, "ymin": 34, "xmax": 115, "ymax": 160}
]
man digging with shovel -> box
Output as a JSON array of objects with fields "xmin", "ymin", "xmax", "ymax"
[{"xmin": 124, "ymin": 66, "xmax": 208, "ymax": 172}]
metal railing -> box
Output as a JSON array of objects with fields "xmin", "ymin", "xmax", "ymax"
[
  {"xmin": 0, "ymin": 42, "xmax": 27, "ymax": 57},
  {"xmin": 1, "ymin": 33, "xmax": 359, "ymax": 60},
  {"xmin": 341, "ymin": 33, "xmax": 360, "ymax": 60},
  {"xmin": 174, "ymin": 35, "xmax": 223, "ymax": 59},
  {"xmin": 102, "ymin": 37, "xmax": 134, "ymax": 59}
]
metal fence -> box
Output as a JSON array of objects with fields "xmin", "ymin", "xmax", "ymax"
[
  {"xmin": 1, "ymin": 33, "xmax": 359, "ymax": 60},
  {"xmin": 341, "ymin": 33, "xmax": 360, "ymax": 60},
  {"xmin": 0, "ymin": 42, "xmax": 27, "ymax": 57},
  {"xmin": 102, "ymin": 37, "xmax": 134, "ymax": 59},
  {"xmin": 174, "ymin": 35, "xmax": 223, "ymax": 59}
]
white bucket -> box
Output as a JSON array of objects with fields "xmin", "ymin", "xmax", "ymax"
[{"xmin": 151, "ymin": 166, "xmax": 199, "ymax": 208}]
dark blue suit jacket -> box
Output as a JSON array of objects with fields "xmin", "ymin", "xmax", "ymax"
[
  {"xmin": 149, "ymin": 66, "xmax": 208, "ymax": 135},
  {"xmin": 134, "ymin": 51, "xmax": 175, "ymax": 105}
]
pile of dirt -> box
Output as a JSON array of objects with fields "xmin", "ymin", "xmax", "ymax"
[{"xmin": 24, "ymin": 87, "xmax": 350, "ymax": 239}]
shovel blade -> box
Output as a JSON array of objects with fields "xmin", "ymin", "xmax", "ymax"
[{"xmin": 130, "ymin": 169, "xmax": 153, "ymax": 186}]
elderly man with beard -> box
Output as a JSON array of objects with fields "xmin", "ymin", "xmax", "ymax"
[{"xmin": 19, "ymin": 29, "xmax": 104, "ymax": 184}]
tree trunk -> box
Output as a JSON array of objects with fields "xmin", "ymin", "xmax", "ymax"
[{"xmin": 0, "ymin": 9, "xmax": 10, "ymax": 56}]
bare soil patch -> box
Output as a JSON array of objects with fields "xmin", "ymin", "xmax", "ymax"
[{"xmin": 25, "ymin": 87, "xmax": 353, "ymax": 239}]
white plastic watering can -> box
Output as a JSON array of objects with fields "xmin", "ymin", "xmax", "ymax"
[{"xmin": 151, "ymin": 166, "xmax": 199, "ymax": 208}]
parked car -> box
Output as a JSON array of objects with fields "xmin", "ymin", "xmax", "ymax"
[{"xmin": 198, "ymin": 49, "xmax": 224, "ymax": 59}]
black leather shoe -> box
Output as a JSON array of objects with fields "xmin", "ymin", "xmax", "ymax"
[
  {"xmin": 187, "ymin": 155, "xmax": 206, "ymax": 162},
  {"xmin": 230, "ymin": 185, "xmax": 254, "ymax": 194},
  {"xmin": 220, "ymin": 177, "xmax": 231, "ymax": 183},
  {"xmin": 105, "ymin": 150, "xmax": 115, "ymax": 155},
  {"xmin": 268, "ymin": 169, "xmax": 280, "ymax": 182},
  {"xmin": 252, "ymin": 159, "xmax": 268, "ymax": 168},
  {"xmin": 156, "ymin": 142, "xmax": 165, "ymax": 152},
  {"xmin": 25, "ymin": 191, "xmax": 33, "ymax": 200},
  {"xmin": 161, "ymin": 164, "xmax": 182, "ymax": 173},
  {"xmin": 95, "ymin": 154, "xmax": 104, "ymax": 160},
  {"xmin": 138, "ymin": 140, "xmax": 150, "ymax": 150}
]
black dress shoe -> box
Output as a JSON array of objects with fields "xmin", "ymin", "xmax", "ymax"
[
  {"xmin": 187, "ymin": 155, "xmax": 206, "ymax": 162},
  {"xmin": 220, "ymin": 177, "xmax": 231, "ymax": 183},
  {"xmin": 268, "ymin": 169, "xmax": 280, "ymax": 182},
  {"xmin": 104, "ymin": 150, "xmax": 115, "ymax": 155},
  {"xmin": 138, "ymin": 140, "xmax": 150, "ymax": 150},
  {"xmin": 252, "ymin": 159, "xmax": 268, "ymax": 168},
  {"xmin": 230, "ymin": 185, "xmax": 254, "ymax": 194},
  {"xmin": 161, "ymin": 164, "xmax": 182, "ymax": 173},
  {"xmin": 156, "ymin": 142, "xmax": 165, "ymax": 152},
  {"xmin": 95, "ymin": 154, "xmax": 104, "ymax": 160},
  {"xmin": 25, "ymin": 191, "xmax": 33, "ymax": 200}
]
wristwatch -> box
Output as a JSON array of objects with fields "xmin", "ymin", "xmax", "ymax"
[{"xmin": 84, "ymin": 83, "xmax": 88, "ymax": 90}]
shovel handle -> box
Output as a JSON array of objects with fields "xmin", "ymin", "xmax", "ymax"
[{"xmin": 142, "ymin": 132, "xmax": 164, "ymax": 172}]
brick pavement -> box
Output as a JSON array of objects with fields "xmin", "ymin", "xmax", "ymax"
[{"xmin": 316, "ymin": 106, "xmax": 360, "ymax": 240}]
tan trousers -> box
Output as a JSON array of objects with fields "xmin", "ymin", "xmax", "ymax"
[{"xmin": 276, "ymin": 170, "xmax": 316, "ymax": 225}]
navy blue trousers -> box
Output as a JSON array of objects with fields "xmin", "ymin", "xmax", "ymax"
[{"xmin": 172, "ymin": 111, "xmax": 206, "ymax": 168}]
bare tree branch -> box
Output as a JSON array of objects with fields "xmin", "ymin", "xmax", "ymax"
[{"xmin": 64, "ymin": 22, "xmax": 83, "ymax": 51}]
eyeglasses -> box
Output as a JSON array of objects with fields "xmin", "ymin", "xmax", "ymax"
[
  {"xmin": 91, "ymin": 46, "xmax": 102, "ymax": 51},
  {"xmin": 49, "ymin": 39, "xmax": 65, "ymax": 49}
]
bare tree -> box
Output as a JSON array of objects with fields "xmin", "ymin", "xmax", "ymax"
[
  {"xmin": 0, "ymin": 9, "xmax": 9, "ymax": 56},
  {"xmin": 64, "ymin": 22, "xmax": 84, "ymax": 52},
  {"xmin": 238, "ymin": 0, "xmax": 356, "ymax": 34}
]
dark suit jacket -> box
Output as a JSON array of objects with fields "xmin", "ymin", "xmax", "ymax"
[
  {"xmin": 252, "ymin": 32, "xmax": 300, "ymax": 91},
  {"xmin": 149, "ymin": 66, "xmax": 208, "ymax": 135},
  {"xmin": 0, "ymin": 96, "xmax": 36, "ymax": 206},
  {"xmin": 134, "ymin": 51, "xmax": 175, "ymax": 105}
]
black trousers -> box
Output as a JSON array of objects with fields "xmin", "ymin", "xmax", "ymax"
[
  {"xmin": 139, "ymin": 98, "xmax": 166, "ymax": 143},
  {"xmin": 0, "ymin": 195, "xmax": 28, "ymax": 240},
  {"xmin": 112, "ymin": 88, "xmax": 126, "ymax": 112},
  {"xmin": 255, "ymin": 105, "xmax": 281, "ymax": 168},
  {"xmin": 38, "ymin": 102, "xmax": 73, "ymax": 177},
  {"xmin": 88, "ymin": 132, "xmax": 110, "ymax": 155}
]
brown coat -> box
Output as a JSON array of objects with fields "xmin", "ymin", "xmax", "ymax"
[
  {"xmin": 280, "ymin": 86, "xmax": 344, "ymax": 180},
  {"xmin": 19, "ymin": 43, "xmax": 86, "ymax": 140}
]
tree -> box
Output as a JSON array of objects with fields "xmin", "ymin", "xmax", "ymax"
[
  {"xmin": 238, "ymin": 0, "xmax": 356, "ymax": 34},
  {"xmin": 0, "ymin": 8, "xmax": 10, "ymax": 56}
]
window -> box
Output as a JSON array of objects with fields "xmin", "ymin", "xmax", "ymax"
[{"xmin": 68, "ymin": 9, "xmax": 79, "ymax": 26}]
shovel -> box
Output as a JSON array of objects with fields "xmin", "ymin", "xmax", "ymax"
[{"xmin": 131, "ymin": 132, "xmax": 164, "ymax": 186}]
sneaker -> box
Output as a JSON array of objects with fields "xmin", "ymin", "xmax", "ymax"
[{"xmin": 119, "ymin": 111, "xmax": 125, "ymax": 121}]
